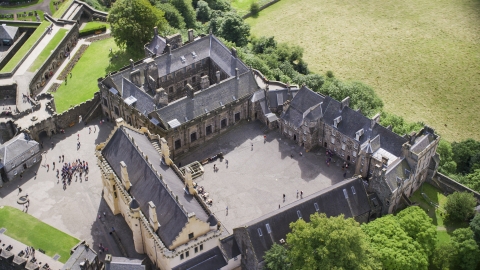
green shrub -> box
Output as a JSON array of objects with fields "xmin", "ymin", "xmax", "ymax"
[
  {"xmin": 250, "ymin": 2, "xmax": 260, "ymax": 16},
  {"xmin": 79, "ymin": 25, "xmax": 107, "ymax": 37}
]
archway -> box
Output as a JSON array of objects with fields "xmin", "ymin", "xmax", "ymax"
[
  {"xmin": 38, "ymin": 130, "xmax": 48, "ymax": 140},
  {"xmin": 324, "ymin": 142, "xmax": 327, "ymax": 148},
  {"xmin": 347, "ymin": 155, "xmax": 350, "ymax": 161}
]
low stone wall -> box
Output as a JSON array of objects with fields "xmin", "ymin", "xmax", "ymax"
[
  {"xmin": 0, "ymin": 22, "xmax": 51, "ymax": 79},
  {"xmin": 30, "ymin": 24, "xmax": 79, "ymax": 95},
  {"xmin": 242, "ymin": 0, "xmax": 280, "ymax": 19},
  {"xmin": 0, "ymin": 32, "xmax": 27, "ymax": 71},
  {"xmin": 427, "ymin": 172, "xmax": 480, "ymax": 203}
]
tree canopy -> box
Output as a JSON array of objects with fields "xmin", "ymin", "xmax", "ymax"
[
  {"xmin": 108, "ymin": 0, "xmax": 167, "ymax": 52},
  {"xmin": 444, "ymin": 191, "xmax": 476, "ymax": 222},
  {"xmin": 210, "ymin": 11, "xmax": 250, "ymax": 46},
  {"xmin": 263, "ymin": 243, "xmax": 289, "ymax": 270},
  {"xmin": 396, "ymin": 206, "xmax": 437, "ymax": 257},
  {"xmin": 284, "ymin": 213, "xmax": 379, "ymax": 270},
  {"xmin": 156, "ymin": 2, "xmax": 186, "ymax": 30},
  {"xmin": 452, "ymin": 139, "xmax": 480, "ymax": 175},
  {"xmin": 171, "ymin": 0, "xmax": 197, "ymax": 29}
]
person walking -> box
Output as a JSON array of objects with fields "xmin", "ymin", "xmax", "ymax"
[{"xmin": 18, "ymin": 185, "xmax": 22, "ymax": 194}]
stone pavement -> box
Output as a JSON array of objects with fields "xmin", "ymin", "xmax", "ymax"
[
  {"xmin": 0, "ymin": 117, "xmax": 145, "ymax": 264},
  {"xmin": 0, "ymin": 231, "xmax": 64, "ymax": 269},
  {"xmin": 177, "ymin": 120, "xmax": 354, "ymax": 233}
]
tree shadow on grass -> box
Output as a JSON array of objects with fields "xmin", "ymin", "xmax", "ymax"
[{"xmin": 105, "ymin": 48, "xmax": 144, "ymax": 74}]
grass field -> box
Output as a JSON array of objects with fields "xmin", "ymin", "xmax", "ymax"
[
  {"xmin": 0, "ymin": 21, "xmax": 50, "ymax": 73},
  {"xmin": 28, "ymin": 29, "xmax": 67, "ymax": 72},
  {"xmin": 410, "ymin": 183, "xmax": 469, "ymax": 244},
  {"xmin": 53, "ymin": 38, "xmax": 141, "ymax": 113},
  {"xmin": 0, "ymin": 10, "xmax": 44, "ymax": 21},
  {"xmin": 0, "ymin": 206, "xmax": 79, "ymax": 263},
  {"xmin": 230, "ymin": 0, "xmax": 271, "ymax": 16},
  {"xmin": 80, "ymin": 21, "xmax": 110, "ymax": 31},
  {"xmin": 246, "ymin": 0, "xmax": 480, "ymax": 141}
]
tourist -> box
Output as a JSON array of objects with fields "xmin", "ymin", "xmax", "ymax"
[
  {"xmin": 89, "ymin": 127, "xmax": 91, "ymax": 134},
  {"xmin": 18, "ymin": 185, "xmax": 22, "ymax": 194}
]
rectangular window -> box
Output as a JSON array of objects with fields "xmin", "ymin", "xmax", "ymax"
[
  {"xmin": 192, "ymin": 76, "xmax": 196, "ymax": 83},
  {"xmin": 114, "ymin": 106, "xmax": 120, "ymax": 116},
  {"xmin": 297, "ymin": 210, "xmax": 302, "ymax": 219},
  {"xmin": 200, "ymin": 244, "xmax": 203, "ymax": 251},
  {"xmin": 221, "ymin": 119, "xmax": 227, "ymax": 129},
  {"xmin": 175, "ymin": 139, "xmax": 181, "ymax": 150},
  {"xmin": 190, "ymin": 132, "xmax": 197, "ymax": 142},
  {"xmin": 103, "ymin": 97, "xmax": 108, "ymax": 106},
  {"xmin": 258, "ymin": 228, "xmax": 263, "ymax": 236},
  {"xmin": 180, "ymin": 254, "xmax": 184, "ymax": 260},
  {"xmin": 206, "ymin": 125, "xmax": 212, "ymax": 135},
  {"xmin": 195, "ymin": 247, "xmax": 198, "ymax": 253},
  {"xmin": 235, "ymin": 112, "xmax": 240, "ymax": 122},
  {"xmin": 169, "ymin": 86, "xmax": 173, "ymax": 93},
  {"xmin": 331, "ymin": 136, "xmax": 335, "ymax": 144},
  {"xmin": 186, "ymin": 251, "xmax": 189, "ymax": 258},
  {"xmin": 314, "ymin": 203, "xmax": 319, "ymax": 211},
  {"xmin": 188, "ymin": 232, "xmax": 194, "ymax": 239},
  {"xmin": 266, "ymin": 223, "xmax": 271, "ymax": 234}
]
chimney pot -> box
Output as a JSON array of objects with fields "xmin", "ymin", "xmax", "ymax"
[
  {"xmin": 130, "ymin": 59, "xmax": 134, "ymax": 69},
  {"xmin": 154, "ymin": 26, "xmax": 158, "ymax": 36},
  {"xmin": 235, "ymin": 68, "xmax": 239, "ymax": 79},
  {"xmin": 167, "ymin": 44, "xmax": 171, "ymax": 55},
  {"xmin": 188, "ymin": 29, "xmax": 194, "ymax": 43},
  {"xmin": 231, "ymin": 47, "xmax": 237, "ymax": 58},
  {"xmin": 216, "ymin": 71, "xmax": 220, "ymax": 83}
]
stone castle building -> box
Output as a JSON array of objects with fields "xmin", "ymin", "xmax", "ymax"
[{"xmin": 97, "ymin": 30, "xmax": 440, "ymax": 269}]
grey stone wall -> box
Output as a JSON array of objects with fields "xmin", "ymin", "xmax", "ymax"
[
  {"xmin": 233, "ymin": 228, "xmax": 260, "ymax": 270},
  {"xmin": 428, "ymin": 173, "xmax": 480, "ymax": 202},
  {"xmin": 0, "ymin": 121, "xmax": 16, "ymax": 143}
]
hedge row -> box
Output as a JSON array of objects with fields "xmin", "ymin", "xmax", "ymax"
[{"xmin": 79, "ymin": 25, "xmax": 106, "ymax": 37}]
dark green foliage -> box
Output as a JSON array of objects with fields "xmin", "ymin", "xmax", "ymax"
[
  {"xmin": 171, "ymin": 0, "xmax": 197, "ymax": 29},
  {"xmin": 196, "ymin": 0, "xmax": 211, "ymax": 22},
  {"xmin": 156, "ymin": 3, "xmax": 186, "ymax": 29},
  {"xmin": 470, "ymin": 214, "xmax": 480, "ymax": 246},
  {"xmin": 432, "ymin": 229, "xmax": 480, "ymax": 270},
  {"xmin": 396, "ymin": 206, "xmax": 437, "ymax": 257},
  {"xmin": 378, "ymin": 111, "xmax": 423, "ymax": 135},
  {"xmin": 108, "ymin": 0, "xmax": 167, "ymax": 52},
  {"xmin": 326, "ymin": 70, "xmax": 334, "ymax": 78},
  {"xmin": 210, "ymin": 11, "xmax": 250, "ymax": 46},
  {"xmin": 250, "ymin": 2, "xmax": 260, "ymax": 16},
  {"xmin": 319, "ymin": 78, "xmax": 383, "ymax": 117},
  {"xmin": 79, "ymin": 25, "xmax": 107, "ymax": 37},
  {"xmin": 452, "ymin": 139, "xmax": 480, "ymax": 174},
  {"xmin": 444, "ymin": 192, "xmax": 476, "ymax": 222},
  {"xmin": 437, "ymin": 139, "xmax": 457, "ymax": 175},
  {"xmin": 263, "ymin": 243, "xmax": 289, "ymax": 270},
  {"xmin": 203, "ymin": 0, "xmax": 230, "ymax": 10},
  {"xmin": 252, "ymin": 36, "xmax": 276, "ymax": 54}
]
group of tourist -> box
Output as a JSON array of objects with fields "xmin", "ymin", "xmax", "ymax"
[{"xmin": 56, "ymin": 158, "xmax": 89, "ymax": 190}]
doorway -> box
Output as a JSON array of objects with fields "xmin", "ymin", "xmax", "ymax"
[{"xmin": 293, "ymin": 135, "xmax": 297, "ymax": 141}]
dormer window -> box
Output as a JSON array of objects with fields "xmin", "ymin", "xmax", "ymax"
[
  {"xmin": 333, "ymin": 116, "xmax": 342, "ymax": 128},
  {"xmin": 355, "ymin": 129, "xmax": 364, "ymax": 141}
]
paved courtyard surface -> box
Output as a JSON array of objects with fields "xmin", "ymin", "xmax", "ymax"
[
  {"xmin": 177, "ymin": 120, "xmax": 354, "ymax": 233},
  {"xmin": 0, "ymin": 117, "xmax": 145, "ymax": 264}
]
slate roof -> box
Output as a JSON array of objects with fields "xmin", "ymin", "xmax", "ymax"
[
  {"xmin": 171, "ymin": 247, "xmax": 227, "ymax": 270},
  {"xmin": 146, "ymin": 34, "xmax": 166, "ymax": 56},
  {"xmin": 234, "ymin": 177, "xmax": 371, "ymax": 263},
  {"xmin": 62, "ymin": 244, "xmax": 97, "ymax": 270},
  {"xmin": 0, "ymin": 24, "xmax": 18, "ymax": 40},
  {"xmin": 220, "ymin": 235, "xmax": 241, "ymax": 260},
  {"xmin": 266, "ymin": 88, "xmax": 299, "ymax": 108},
  {"xmin": 121, "ymin": 78, "xmax": 155, "ymax": 116},
  {"xmin": 0, "ymin": 133, "xmax": 38, "ymax": 164},
  {"xmin": 106, "ymin": 257, "xmax": 145, "ymax": 270},
  {"xmin": 103, "ymin": 34, "xmax": 249, "ymax": 94},
  {"xmin": 281, "ymin": 86, "xmax": 330, "ymax": 128},
  {"xmin": 156, "ymin": 71, "xmax": 258, "ymax": 128},
  {"xmin": 411, "ymin": 133, "xmax": 435, "ymax": 154},
  {"xmin": 385, "ymin": 158, "xmax": 412, "ymax": 191},
  {"xmin": 102, "ymin": 126, "xmax": 210, "ymax": 247}
]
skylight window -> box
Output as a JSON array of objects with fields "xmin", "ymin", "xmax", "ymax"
[
  {"xmin": 258, "ymin": 228, "xmax": 263, "ymax": 236},
  {"xmin": 343, "ymin": 189, "xmax": 348, "ymax": 199},
  {"xmin": 266, "ymin": 223, "xmax": 272, "ymax": 234},
  {"xmin": 351, "ymin": 186, "xmax": 356, "ymax": 195},
  {"xmin": 192, "ymin": 51, "xmax": 197, "ymax": 59},
  {"xmin": 297, "ymin": 210, "xmax": 302, "ymax": 219},
  {"xmin": 314, "ymin": 203, "xmax": 319, "ymax": 211},
  {"xmin": 181, "ymin": 56, "xmax": 186, "ymax": 63}
]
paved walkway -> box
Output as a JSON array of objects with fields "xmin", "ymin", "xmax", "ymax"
[{"xmin": 0, "ymin": 118, "xmax": 145, "ymax": 263}]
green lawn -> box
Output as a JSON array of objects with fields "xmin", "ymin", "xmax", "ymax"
[
  {"xmin": 28, "ymin": 29, "xmax": 68, "ymax": 72},
  {"xmin": 0, "ymin": 0, "xmax": 43, "ymax": 9},
  {"xmin": 81, "ymin": 21, "xmax": 110, "ymax": 31},
  {"xmin": 0, "ymin": 21, "xmax": 50, "ymax": 73},
  {"xmin": 246, "ymin": 0, "xmax": 480, "ymax": 141},
  {"xmin": 0, "ymin": 10, "xmax": 44, "ymax": 21},
  {"xmin": 410, "ymin": 183, "xmax": 469, "ymax": 244},
  {"xmin": 52, "ymin": 0, "xmax": 73, "ymax": 18},
  {"xmin": 230, "ymin": 0, "xmax": 271, "ymax": 16},
  {"xmin": 53, "ymin": 38, "xmax": 141, "ymax": 113},
  {"xmin": 0, "ymin": 206, "xmax": 79, "ymax": 263}
]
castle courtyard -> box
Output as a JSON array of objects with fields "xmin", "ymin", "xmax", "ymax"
[
  {"xmin": 0, "ymin": 118, "xmax": 144, "ymax": 263},
  {"xmin": 176, "ymin": 120, "xmax": 354, "ymax": 233}
]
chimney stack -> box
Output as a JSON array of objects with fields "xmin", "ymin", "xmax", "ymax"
[
  {"xmin": 341, "ymin": 96, "xmax": 350, "ymax": 110},
  {"xmin": 167, "ymin": 44, "xmax": 171, "ymax": 55},
  {"xmin": 188, "ymin": 29, "xmax": 194, "ymax": 43},
  {"xmin": 130, "ymin": 59, "xmax": 134, "ymax": 69},
  {"xmin": 216, "ymin": 71, "xmax": 220, "ymax": 83},
  {"xmin": 231, "ymin": 47, "xmax": 237, "ymax": 58},
  {"xmin": 120, "ymin": 161, "xmax": 131, "ymax": 191},
  {"xmin": 371, "ymin": 113, "xmax": 380, "ymax": 129},
  {"xmin": 154, "ymin": 26, "xmax": 158, "ymax": 36},
  {"xmin": 186, "ymin": 84, "xmax": 194, "ymax": 99},
  {"xmin": 235, "ymin": 68, "xmax": 239, "ymax": 79}
]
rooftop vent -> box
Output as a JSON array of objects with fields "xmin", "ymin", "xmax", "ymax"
[
  {"xmin": 343, "ymin": 189, "xmax": 348, "ymax": 199},
  {"xmin": 181, "ymin": 56, "xmax": 186, "ymax": 63},
  {"xmin": 192, "ymin": 51, "xmax": 197, "ymax": 59}
]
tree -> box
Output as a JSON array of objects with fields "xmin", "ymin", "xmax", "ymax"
[
  {"xmin": 362, "ymin": 214, "xmax": 429, "ymax": 270},
  {"xmin": 211, "ymin": 11, "xmax": 250, "ymax": 46},
  {"xmin": 470, "ymin": 214, "xmax": 480, "ymax": 245},
  {"xmin": 450, "ymin": 228, "xmax": 480, "ymax": 270},
  {"xmin": 437, "ymin": 139, "xmax": 457, "ymax": 175},
  {"xmin": 196, "ymin": 0, "xmax": 211, "ymax": 22},
  {"xmin": 396, "ymin": 206, "xmax": 437, "ymax": 257},
  {"xmin": 432, "ymin": 242, "xmax": 456, "ymax": 270},
  {"xmin": 444, "ymin": 191, "xmax": 476, "ymax": 222},
  {"xmin": 156, "ymin": 3, "xmax": 186, "ymax": 29},
  {"xmin": 286, "ymin": 213, "xmax": 379, "ymax": 270},
  {"xmin": 108, "ymin": 0, "xmax": 167, "ymax": 52},
  {"xmin": 263, "ymin": 243, "xmax": 289, "ymax": 270},
  {"xmin": 378, "ymin": 111, "xmax": 423, "ymax": 136},
  {"xmin": 452, "ymin": 139, "xmax": 480, "ymax": 174},
  {"xmin": 250, "ymin": 2, "xmax": 260, "ymax": 16},
  {"xmin": 171, "ymin": 0, "xmax": 197, "ymax": 29}
]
